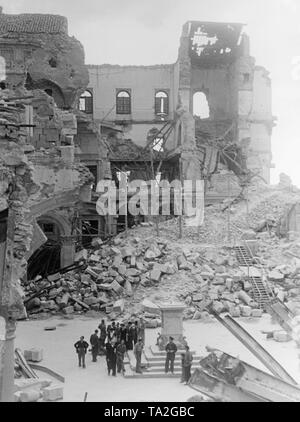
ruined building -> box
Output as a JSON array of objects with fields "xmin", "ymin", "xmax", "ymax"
[
  {"xmin": 0, "ymin": 11, "xmax": 102, "ymax": 284},
  {"xmin": 0, "ymin": 15, "xmax": 276, "ymax": 294},
  {"xmin": 85, "ymin": 21, "xmax": 275, "ymax": 207}
]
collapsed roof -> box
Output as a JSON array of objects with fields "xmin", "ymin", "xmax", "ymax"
[{"xmin": 188, "ymin": 21, "xmax": 244, "ymax": 66}]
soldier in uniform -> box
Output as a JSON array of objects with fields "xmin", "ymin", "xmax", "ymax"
[
  {"xmin": 105, "ymin": 339, "xmax": 117, "ymax": 376},
  {"xmin": 74, "ymin": 336, "xmax": 89, "ymax": 368},
  {"xmin": 165, "ymin": 337, "xmax": 177, "ymax": 374},
  {"xmin": 90, "ymin": 330, "xmax": 99, "ymax": 362},
  {"xmin": 116, "ymin": 339, "xmax": 127, "ymax": 375},
  {"xmin": 134, "ymin": 338, "xmax": 144, "ymax": 374}
]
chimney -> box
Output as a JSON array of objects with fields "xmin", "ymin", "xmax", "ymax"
[{"xmin": 0, "ymin": 7, "xmax": 3, "ymax": 14}]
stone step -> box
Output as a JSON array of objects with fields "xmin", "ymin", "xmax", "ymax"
[
  {"xmin": 146, "ymin": 364, "xmax": 201, "ymax": 373},
  {"xmin": 148, "ymin": 346, "xmax": 197, "ymax": 357}
]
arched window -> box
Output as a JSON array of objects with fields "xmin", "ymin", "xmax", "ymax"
[
  {"xmin": 79, "ymin": 90, "xmax": 93, "ymax": 114},
  {"xmin": 116, "ymin": 90, "xmax": 131, "ymax": 115},
  {"xmin": 155, "ymin": 91, "xmax": 169, "ymax": 116},
  {"xmin": 193, "ymin": 91, "xmax": 210, "ymax": 118}
]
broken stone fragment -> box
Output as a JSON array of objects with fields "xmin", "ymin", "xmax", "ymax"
[
  {"xmin": 229, "ymin": 306, "xmax": 241, "ymax": 318},
  {"xmin": 113, "ymin": 299, "xmax": 125, "ymax": 313},
  {"xmin": 150, "ymin": 264, "xmax": 162, "ymax": 282},
  {"xmin": 273, "ymin": 331, "xmax": 292, "ymax": 342},
  {"xmin": 24, "ymin": 348, "xmax": 43, "ymax": 362},
  {"xmin": 125, "ymin": 268, "xmax": 140, "ymax": 278},
  {"xmin": 237, "ymin": 291, "xmax": 254, "ymax": 306},
  {"xmin": 20, "ymin": 389, "xmax": 42, "ymax": 403},
  {"xmin": 142, "ymin": 299, "xmax": 161, "ymax": 315},
  {"xmin": 177, "ymin": 255, "xmax": 191, "ymax": 270},
  {"xmin": 240, "ymin": 305, "xmax": 252, "ymax": 317},
  {"xmin": 144, "ymin": 244, "xmax": 161, "ymax": 260},
  {"xmin": 212, "ymin": 301, "xmax": 225, "ymax": 314},
  {"xmin": 110, "ymin": 280, "xmax": 124, "ymax": 295},
  {"xmin": 251, "ymin": 309, "xmax": 263, "ymax": 318},
  {"xmin": 124, "ymin": 280, "xmax": 133, "ymax": 296},
  {"xmin": 268, "ymin": 270, "xmax": 285, "ymax": 282},
  {"xmin": 63, "ymin": 306, "xmax": 74, "ymax": 315},
  {"xmin": 43, "ymin": 385, "xmax": 64, "ymax": 402},
  {"xmin": 75, "ymin": 249, "xmax": 88, "ymax": 262}
]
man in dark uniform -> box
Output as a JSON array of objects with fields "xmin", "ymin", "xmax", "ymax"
[
  {"xmin": 74, "ymin": 336, "xmax": 89, "ymax": 368},
  {"xmin": 134, "ymin": 338, "xmax": 144, "ymax": 374},
  {"xmin": 116, "ymin": 339, "xmax": 127, "ymax": 375},
  {"xmin": 126, "ymin": 322, "xmax": 134, "ymax": 351},
  {"xmin": 132, "ymin": 321, "xmax": 139, "ymax": 345},
  {"xmin": 98, "ymin": 320, "xmax": 106, "ymax": 353},
  {"xmin": 182, "ymin": 345, "xmax": 193, "ymax": 384},
  {"xmin": 120, "ymin": 323, "xmax": 127, "ymax": 343},
  {"xmin": 105, "ymin": 339, "xmax": 117, "ymax": 376},
  {"xmin": 115, "ymin": 322, "xmax": 121, "ymax": 342},
  {"xmin": 165, "ymin": 337, "xmax": 177, "ymax": 374},
  {"xmin": 90, "ymin": 330, "xmax": 99, "ymax": 362}
]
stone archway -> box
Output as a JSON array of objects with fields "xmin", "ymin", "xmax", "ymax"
[{"xmin": 27, "ymin": 212, "xmax": 75, "ymax": 279}]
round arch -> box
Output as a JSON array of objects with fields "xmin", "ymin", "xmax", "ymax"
[{"xmin": 192, "ymin": 91, "xmax": 210, "ymax": 118}]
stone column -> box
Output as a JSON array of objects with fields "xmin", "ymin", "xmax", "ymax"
[
  {"xmin": 0, "ymin": 319, "xmax": 16, "ymax": 402},
  {"xmin": 60, "ymin": 236, "xmax": 76, "ymax": 268}
]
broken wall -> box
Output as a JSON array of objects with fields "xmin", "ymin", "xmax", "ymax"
[{"xmin": 87, "ymin": 64, "xmax": 177, "ymax": 149}]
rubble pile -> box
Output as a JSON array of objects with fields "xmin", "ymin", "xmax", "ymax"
[
  {"xmin": 255, "ymin": 234, "xmax": 300, "ymax": 315},
  {"xmin": 23, "ymin": 227, "xmax": 265, "ymax": 322},
  {"xmin": 159, "ymin": 183, "xmax": 300, "ymax": 245}
]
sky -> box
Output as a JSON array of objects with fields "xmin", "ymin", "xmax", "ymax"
[{"xmin": 2, "ymin": 0, "xmax": 300, "ymax": 186}]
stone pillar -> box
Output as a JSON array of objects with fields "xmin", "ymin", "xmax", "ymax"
[
  {"xmin": 159, "ymin": 304, "xmax": 186, "ymax": 350},
  {"xmin": 60, "ymin": 236, "xmax": 76, "ymax": 268},
  {"xmin": 0, "ymin": 319, "xmax": 16, "ymax": 402}
]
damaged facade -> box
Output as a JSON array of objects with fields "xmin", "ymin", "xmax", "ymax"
[
  {"xmin": 0, "ymin": 15, "xmax": 276, "ymax": 310},
  {"xmin": 0, "ymin": 11, "xmax": 109, "ymax": 281},
  {"xmin": 86, "ymin": 21, "xmax": 275, "ymax": 210}
]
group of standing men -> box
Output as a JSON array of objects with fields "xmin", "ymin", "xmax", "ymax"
[{"xmin": 74, "ymin": 318, "xmax": 146, "ymax": 376}]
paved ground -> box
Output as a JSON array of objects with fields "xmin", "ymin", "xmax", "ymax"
[
  {"xmin": 10, "ymin": 315, "xmax": 300, "ymax": 402},
  {"xmin": 11, "ymin": 314, "xmax": 300, "ymax": 402}
]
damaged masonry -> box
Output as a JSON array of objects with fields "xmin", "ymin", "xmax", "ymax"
[{"xmin": 1, "ymin": 8, "xmax": 300, "ymax": 403}]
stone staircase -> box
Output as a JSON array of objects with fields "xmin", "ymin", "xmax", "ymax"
[
  {"xmin": 234, "ymin": 245, "xmax": 274, "ymax": 309},
  {"xmin": 124, "ymin": 346, "xmax": 202, "ymax": 379}
]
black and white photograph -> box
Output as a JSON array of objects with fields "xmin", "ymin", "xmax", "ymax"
[{"xmin": 0, "ymin": 0, "xmax": 300, "ymax": 407}]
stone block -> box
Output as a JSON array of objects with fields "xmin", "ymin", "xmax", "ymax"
[
  {"xmin": 42, "ymin": 385, "xmax": 64, "ymax": 402},
  {"xmin": 113, "ymin": 299, "xmax": 125, "ymax": 313},
  {"xmin": 24, "ymin": 348, "xmax": 43, "ymax": 363},
  {"xmin": 229, "ymin": 307, "xmax": 241, "ymax": 318},
  {"xmin": 125, "ymin": 268, "xmax": 140, "ymax": 277},
  {"xmin": 84, "ymin": 297, "xmax": 98, "ymax": 306},
  {"xmin": 177, "ymin": 255, "xmax": 191, "ymax": 270},
  {"xmin": 63, "ymin": 306, "xmax": 74, "ymax": 315},
  {"xmin": 121, "ymin": 246, "xmax": 135, "ymax": 258},
  {"xmin": 111, "ymin": 280, "xmax": 124, "ymax": 295},
  {"xmin": 20, "ymin": 389, "xmax": 41, "ymax": 402},
  {"xmin": 268, "ymin": 270, "xmax": 285, "ymax": 282},
  {"xmin": 124, "ymin": 280, "xmax": 133, "ymax": 296},
  {"xmin": 212, "ymin": 301, "xmax": 225, "ymax": 314},
  {"xmin": 117, "ymin": 265, "xmax": 127, "ymax": 276},
  {"xmin": 150, "ymin": 265, "xmax": 162, "ymax": 282},
  {"xmin": 240, "ymin": 305, "xmax": 252, "ymax": 317},
  {"xmin": 145, "ymin": 245, "xmax": 161, "ymax": 260},
  {"xmin": 142, "ymin": 299, "xmax": 161, "ymax": 315},
  {"xmin": 75, "ymin": 249, "xmax": 88, "ymax": 262},
  {"xmin": 59, "ymin": 293, "xmax": 70, "ymax": 308},
  {"xmin": 251, "ymin": 309, "xmax": 263, "ymax": 318},
  {"xmin": 273, "ymin": 331, "xmax": 292, "ymax": 342}
]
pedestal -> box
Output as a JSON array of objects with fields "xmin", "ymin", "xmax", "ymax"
[{"xmin": 159, "ymin": 303, "xmax": 186, "ymax": 350}]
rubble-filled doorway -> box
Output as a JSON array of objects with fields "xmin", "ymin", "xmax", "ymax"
[{"xmin": 27, "ymin": 219, "xmax": 61, "ymax": 280}]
